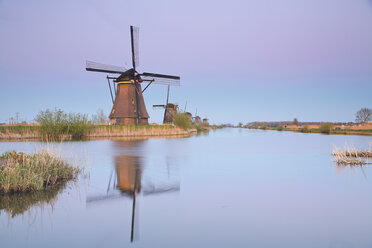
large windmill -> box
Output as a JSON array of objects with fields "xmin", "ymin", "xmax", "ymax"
[{"xmin": 86, "ymin": 26, "xmax": 180, "ymax": 125}]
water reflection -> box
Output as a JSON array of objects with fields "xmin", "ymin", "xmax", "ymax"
[
  {"xmin": 87, "ymin": 139, "xmax": 180, "ymax": 242},
  {"xmin": 0, "ymin": 182, "xmax": 67, "ymax": 218},
  {"xmin": 334, "ymin": 163, "xmax": 369, "ymax": 179}
]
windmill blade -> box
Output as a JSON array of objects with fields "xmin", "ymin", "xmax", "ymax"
[
  {"xmin": 153, "ymin": 104, "xmax": 166, "ymax": 108},
  {"xmin": 130, "ymin": 26, "xmax": 140, "ymax": 70},
  {"xmin": 141, "ymin": 75, "xmax": 180, "ymax": 86},
  {"xmin": 86, "ymin": 60, "xmax": 127, "ymax": 74},
  {"xmin": 86, "ymin": 191, "xmax": 126, "ymax": 204},
  {"xmin": 142, "ymin": 183, "xmax": 180, "ymax": 196},
  {"xmin": 141, "ymin": 72, "xmax": 180, "ymax": 80}
]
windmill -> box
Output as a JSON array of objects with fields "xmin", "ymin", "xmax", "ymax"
[
  {"xmin": 153, "ymin": 85, "xmax": 178, "ymax": 124},
  {"xmin": 192, "ymin": 109, "xmax": 201, "ymax": 125},
  {"xmin": 86, "ymin": 26, "xmax": 180, "ymax": 125}
]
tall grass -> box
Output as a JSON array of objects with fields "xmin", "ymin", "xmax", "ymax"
[
  {"xmin": 173, "ymin": 113, "xmax": 191, "ymax": 130},
  {"xmin": 319, "ymin": 123, "xmax": 334, "ymax": 134},
  {"xmin": 0, "ymin": 150, "xmax": 79, "ymax": 194},
  {"xmin": 35, "ymin": 109, "xmax": 90, "ymax": 140}
]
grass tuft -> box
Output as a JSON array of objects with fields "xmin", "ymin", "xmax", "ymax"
[
  {"xmin": 332, "ymin": 144, "xmax": 372, "ymax": 165},
  {"xmin": 0, "ymin": 150, "xmax": 79, "ymax": 194}
]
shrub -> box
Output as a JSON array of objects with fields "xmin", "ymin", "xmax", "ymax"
[
  {"xmin": 260, "ymin": 124, "xmax": 268, "ymax": 130},
  {"xmin": 277, "ymin": 125, "xmax": 283, "ymax": 131},
  {"xmin": 173, "ymin": 113, "xmax": 191, "ymax": 130},
  {"xmin": 193, "ymin": 123, "xmax": 202, "ymax": 132},
  {"xmin": 319, "ymin": 122, "xmax": 334, "ymax": 134},
  {"xmin": 35, "ymin": 109, "xmax": 89, "ymax": 140},
  {"xmin": 300, "ymin": 125, "xmax": 310, "ymax": 133}
]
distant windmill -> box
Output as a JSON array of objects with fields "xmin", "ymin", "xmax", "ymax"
[
  {"xmin": 86, "ymin": 26, "xmax": 180, "ymax": 125},
  {"xmin": 153, "ymin": 85, "xmax": 178, "ymax": 124},
  {"xmin": 192, "ymin": 109, "xmax": 201, "ymax": 124}
]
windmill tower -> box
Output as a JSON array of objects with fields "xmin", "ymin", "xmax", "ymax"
[
  {"xmin": 153, "ymin": 85, "xmax": 179, "ymax": 124},
  {"xmin": 86, "ymin": 26, "xmax": 180, "ymax": 125}
]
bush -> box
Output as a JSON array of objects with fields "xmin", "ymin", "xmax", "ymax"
[
  {"xmin": 277, "ymin": 125, "xmax": 283, "ymax": 131},
  {"xmin": 319, "ymin": 122, "xmax": 334, "ymax": 134},
  {"xmin": 300, "ymin": 125, "xmax": 310, "ymax": 133},
  {"xmin": 193, "ymin": 123, "xmax": 202, "ymax": 132},
  {"xmin": 35, "ymin": 109, "xmax": 89, "ymax": 140},
  {"xmin": 173, "ymin": 113, "xmax": 191, "ymax": 130},
  {"xmin": 260, "ymin": 124, "xmax": 268, "ymax": 130}
]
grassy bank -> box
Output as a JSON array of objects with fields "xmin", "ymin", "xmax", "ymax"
[
  {"xmin": 0, "ymin": 150, "xmax": 79, "ymax": 194},
  {"xmin": 0, "ymin": 124, "xmax": 190, "ymax": 140},
  {"xmin": 245, "ymin": 126, "xmax": 372, "ymax": 136},
  {"xmin": 0, "ymin": 125, "xmax": 41, "ymax": 139},
  {"xmin": 88, "ymin": 125, "xmax": 189, "ymax": 138}
]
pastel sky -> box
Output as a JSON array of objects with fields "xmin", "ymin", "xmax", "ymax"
[{"xmin": 0, "ymin": 0, "xmax": 372, "ymax": 124}]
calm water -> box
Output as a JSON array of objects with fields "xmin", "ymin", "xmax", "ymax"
[{"xmin": 1, "ymin": 129, "xmax": 372, "ymax": 248}]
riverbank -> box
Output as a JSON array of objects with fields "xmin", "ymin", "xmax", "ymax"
[
  {"xmin": 0, "ymin": 124, "xmax": 191, "ymax": 140},
  {"xmin": 245, "ymin": 126, "xmax": 372, "ymax": 136}
]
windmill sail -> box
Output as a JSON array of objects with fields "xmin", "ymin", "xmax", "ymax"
[
  {"xmin": 141, "ymin": 72, "xmax": 180, "ymax": 86},
  {"xmin": 86, "ymin": 61, "xmax": 126, "ymax": 74},
  {"xmin": 130, "ymin": 26, "xmax": 140, "ymax": 69}
]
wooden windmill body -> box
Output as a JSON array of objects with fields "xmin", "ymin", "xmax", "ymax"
[{"xmin": 86, "ymin": 26, "xmax": 180, "ymax": 125}]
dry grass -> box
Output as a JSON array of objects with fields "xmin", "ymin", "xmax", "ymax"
[
  {"xmin": 88, "ymin": 125, "xmax": 189, "ymax": 138},
  {"xmin": 0, "ymin": 124, "xmax": 190, "ymax": 140},
  {"xmin": 332, "ymin": 144, "xmax": 372, "ymax": 165},
  {"xmin": 0, "ymin": 150, "xmax": 80, "ymax": 194}
]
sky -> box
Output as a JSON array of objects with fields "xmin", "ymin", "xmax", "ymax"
[{"xmin": 0, "ymin": 0, "xmax": 372, "ymax": 124}]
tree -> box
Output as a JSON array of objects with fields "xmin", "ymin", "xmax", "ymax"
[
  {"xmin": 293, "ymin": 118, "xmax": 299, "ymax": 126},
  {"xmin": 355, "ymin": 108, "xmax": 372, "ymax": 124},
  {"xmin": 91, "ymin": 109, "xmax": 109, "ymax": 124}
]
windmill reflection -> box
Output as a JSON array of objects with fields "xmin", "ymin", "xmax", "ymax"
[
  {"xmin": 113, "ymin": 155, "xmax": 142, "ymax": 242},
  {"xmin": 87, "ymin": 139, "xmax": 180, "ymax": 242}
]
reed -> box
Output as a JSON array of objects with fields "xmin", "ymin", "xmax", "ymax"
[
  {"xmin": 0, "ymin": 125, "xmax": 41, "ymax": 139},
  {"xmin": 0, "ymin": 150, "xmax": 79, "ymax": 194},
  {"xmin": 332, "ymin": 144, "xmax": 372, "ymax": 165},
  {"xmin": 88, "ymin": 124, "xmax": 189, "ymax": 138}
]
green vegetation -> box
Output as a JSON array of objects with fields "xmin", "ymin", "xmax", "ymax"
[
  {"xmin": 300, "ymin": 125, "xmax": 310, "ymax": 133},
  {"xmin": 193, "ymin": 123, "xmax": 202, "ymax": 132},
  {"xmin": 319, "ymin": 122, "xmax": 334, "ymax": 134},
  {"xmin": 35, "ymin": 109, "xmax": 90, "ymax": 140},
  {"xmin": 0, "ymin": 150, "xmax": 79, "ymax": 194},
  {"xmin": 173, "ymin": 113, "xmax": 192, "ymax": 130},
  {"xmin": 277, "ymin": 125, "xmax": 283, "ymax": 131},
  {"xmin": 260, "ymin": 124, "xmax": 268, "ymax": 130}
]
